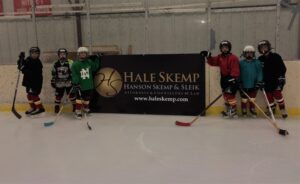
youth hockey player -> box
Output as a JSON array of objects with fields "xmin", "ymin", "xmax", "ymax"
[
  {"xmin": 71, "ymin": 47, "xmax": 100, "ymax": 119},
  {"xmin": 239, "ymin": 45, "xmax": 264, "ymax": 118},
  {"xmin": 200, "ymin": 40, "xmax": 240, "ymax": 118},
  {"xmin": 17, "ymin": 47, "xmax": 45, "ymax": 117},
  {"xmin": 257, "ymin": 40, "xmax": 288, "ymax": 119},
  {"xmin": 51, "ymin": 48, "xmax": 75, "ymax": 113}
]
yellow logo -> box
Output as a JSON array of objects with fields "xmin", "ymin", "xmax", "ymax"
[{"xmin": 94, "ymin": 67, "xmax": 123, "ymax": 98}]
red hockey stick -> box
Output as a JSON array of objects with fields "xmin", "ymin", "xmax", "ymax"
[{"xmin": 175, "ymin": 93, "xmax": 223, "ymax": 126}]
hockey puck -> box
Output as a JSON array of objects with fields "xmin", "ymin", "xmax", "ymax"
[{"xmin": 278, "ymin": 129, "xmax": 289, "ymax": 136}]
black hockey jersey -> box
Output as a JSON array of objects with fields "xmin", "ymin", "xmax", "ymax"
[
  {"xmin": 258, "ymin": 52, "xmax": 286, "ymax": 91},
  {"xmin": 21, "ymin": 57, "xmax": 43, "ymax": 90},
  {"xmin": 51, "ymin": 59, "xmax": 73, "ymax": 88}
]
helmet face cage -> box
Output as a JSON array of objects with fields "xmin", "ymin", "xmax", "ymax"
[
  {"xmin": 257, "ymin": 40, "xmax": 271, "ymax": 54},
  {"xmin": 243, "ymin": 51, "xmax": 255, "ymax": 59},
  {"xmin": 219, "ymin": 40, "xmax": 232, "ymax": 53}
]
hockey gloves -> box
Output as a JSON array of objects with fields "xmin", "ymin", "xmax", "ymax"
[
  {"xmin": 89, "ymin": 53, "xmax": 102, "ymax": 62},
  {"xmin": 255, "ymin": 81, "xmax": 265, "ymax": 90},
  {"xmin": 278, "ymin": 76, "xmax": 286, "ymax": 90},
  {"xmin": 222, "ymin": 77, "xmax": 238, "ymax": 94},
  {"xmin": 17, "ymin": 52, "xmax": 25, "ymax": 71},
  {"xmin": 73, "ymin": 84, "xmax": 81, "ymax": 92},
  {"xmin": 228, "ymin": 78, "xmax": 237, "ymax": 86},
  {"xmin": 200, "ymin": 50, "xmax": 211, "ymax": 59},
  {"xmin": 51, "ymin": 78, "xmax": 56, "ymax": 88}
]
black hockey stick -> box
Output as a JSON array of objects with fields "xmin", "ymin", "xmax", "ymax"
[{"xmin": 11, "ymin": 70, "xmax": 22, "ymax": 119}]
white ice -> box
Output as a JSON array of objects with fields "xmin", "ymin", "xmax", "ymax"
[{"xmin": 0, "ymin": 112, "xmax": 299, "ymax": 184}]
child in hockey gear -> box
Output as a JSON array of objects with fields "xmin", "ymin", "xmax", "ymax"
[
  {"xmin": 71, "ymin": 47, "xmax": 100, "ymax": 119},
  {"xmin": 201, "ymin": 40, "xmax": 240, "ymax": 118},
  {"xmin": 239, "ymin": 45, "xmax": 263, "ymax": 118},
  {"xmin": 51, "ymin": 48, "xmax": 76, "ymax": 113},
  {"xmin": 17, "ymin": 47, "xmax": 45, "ymax": 117},
  {"xmin": 258, "ymin": 40, "xmax": 288, "ymax": 119}
]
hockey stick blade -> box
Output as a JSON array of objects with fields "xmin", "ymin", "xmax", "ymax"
[
  {"xmin": 87, "ymin": 121, "xmax": 92, "ymax": 130},
  {"xmin": 11, "ymin": 70, "xmax": 22, "ymax": 119},
  {"xmin": 44, "ymin": 121, "xmax": 54, "ymax": 127},
  {"xmin": 175, "ymin": 121, "xmax": 192, "ymax": 126},
  {"xmin": 175, "ymin": 93, "xmax": 223, "ymax": 127},
  {"xmin": 12, "ymin": 107, "xmax": 22, "ymax": 119}
]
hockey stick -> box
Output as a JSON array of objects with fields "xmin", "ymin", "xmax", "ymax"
[
  {"xmin": 175, "ymin": 93, "xmax": 223, "ymax": 126},
  {"xmin": 84, "ymin": 110, "xmax": 92, "ymax": 130},
  {"xmin": 44, "ymin": 99, "xmax": 67, "ymax": 127},
  {"xmin": 261, "ymin": 88, "xmax": 289, "ymax": 135},
  {"xmin": 78, "ymin": 90, "xmax": 92, "ymax": 131},
  {"xmin": 43, "ymin": 102, "xmax": 65, "ymax": 127},
  {"xmin": 44, "ymin": 87, "xmax": 74, "ymax": 127},
  {"xmin": 261, "ymin": 89, "xmax": 276, "ymax": 122},
  {"xmin": 240, "ymin": 89, "xmax": 288, "ymax": 136},
  {"xmin": 11, "ymin": 70, "xmax": 22, "ymax": 119}
]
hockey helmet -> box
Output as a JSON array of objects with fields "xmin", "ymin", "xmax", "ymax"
[
  {"xmin": 243, "ymin": 45, "xmax": 255, "ymax": 59},
  {"xmin": 29, "ymin": 46, "xmax": 40, "ymax": 54},
  {"xmin": 219, "ymin": 40, "xmax": 232, "ymax": 53},
  {"xmin": 257, "ymin": 40, "xmax": 271, "ymax": 54},
  {"xmin": 77, "ymin": 47, "xmax": 89, "ymax": 54},
  {"xmin": 57, "ymin": 48, "xmax": 68, "ymax": 55}
]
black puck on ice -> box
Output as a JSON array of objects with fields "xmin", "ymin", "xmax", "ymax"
[{"xmin": 278, "ymin": 129, "xmax": 289, "ymax": 136}]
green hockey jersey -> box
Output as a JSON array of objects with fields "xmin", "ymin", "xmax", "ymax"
[{"xmin": 71, "ymin": 58, "xmax": 100, "ymax": 91}]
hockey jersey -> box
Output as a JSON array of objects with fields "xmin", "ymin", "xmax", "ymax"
[
  {"xmin": 21, "ymin": 57, "xmax": 43, "ymax": 90},
  {"xmin": 239, "ymin": 59, "xmax": 263, "ymax": 89},
  {"xmin": 207, "ymin": 53, "xmax": 240, "ymax": 90},
  {"xmin": 51, "ymin": 59, "xmax": 73, "ymax": 88},
  {"xmin": 207, "ymin": 53, "xmax": 240, "ymax": 78},
  {"xmin": 258, "ymin": 52, "xmax": 286, "ymax": 91},
  {"xmin": 71, "ymin": 58, "xmax": 100, "ymax": 91}
]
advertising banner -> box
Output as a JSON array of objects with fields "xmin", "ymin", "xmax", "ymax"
[
  {"xmin": 92, "ymin": 54, "xmax": 205, "ymax": 115},
  {"xmin": 0, "ymin": 0, "xmax": 3, "ymax": 16},
  {"xmin": 14, "ymin": 0, "xmax": 51, "ymax": 16}
]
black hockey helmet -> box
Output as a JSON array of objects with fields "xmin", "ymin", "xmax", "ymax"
[
  {"xmin": 57, "ymin": 48, "xmax": 68, "ymax": 55},
  {"xmin": 219, "ymin": 40, "xmax": 232, "ymax": 53},
  {"xmin": 29, "ymin": 46, "xmax": 40, "ymax": 54},
  {"xmin": 257, "ymin": 40, "xmax": 271, "ymax": 54}
]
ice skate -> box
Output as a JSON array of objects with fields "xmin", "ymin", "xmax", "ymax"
[
  {"xmin": 54, "ymin": 105, "xmax": 60, "ymax": 114},
  {"xmin": 25, "ymin": 108, "xmax": 36, "ymax": 115},
  {"xmin": 30, "ymin": 108, "xmax": 45, "ymax": 118},
  {"xmin": 74, "ymin": 110, "xmax": 82, "ymax": 120},
  {"xmin": 280, "ymin": 109, "xmax": 288, "ymax": 119},
  {"xmin": 249, "ymin": 108, "xmax": 257, "ymax": 118}
]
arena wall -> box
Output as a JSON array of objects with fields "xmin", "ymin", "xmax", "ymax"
[{"xmin": 1, "ymin": 61, "xmax": 299, "ymax": 116}]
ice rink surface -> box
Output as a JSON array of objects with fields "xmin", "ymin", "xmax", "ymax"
[{"xmin": 0, "ymin": 112, "xmax": 299, "ymax": 184}]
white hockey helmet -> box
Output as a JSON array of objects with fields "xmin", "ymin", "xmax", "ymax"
[
  {"xmin": 243, "ymin": 45, "xmax": 255, "ymax": 52},
  {"xmin": 77, "ymin": 47, "xmax": 89, "ymax": 54},
  {"xmin": 243, "ymin": 45, "xmax": 255, "ymax": 59}
]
